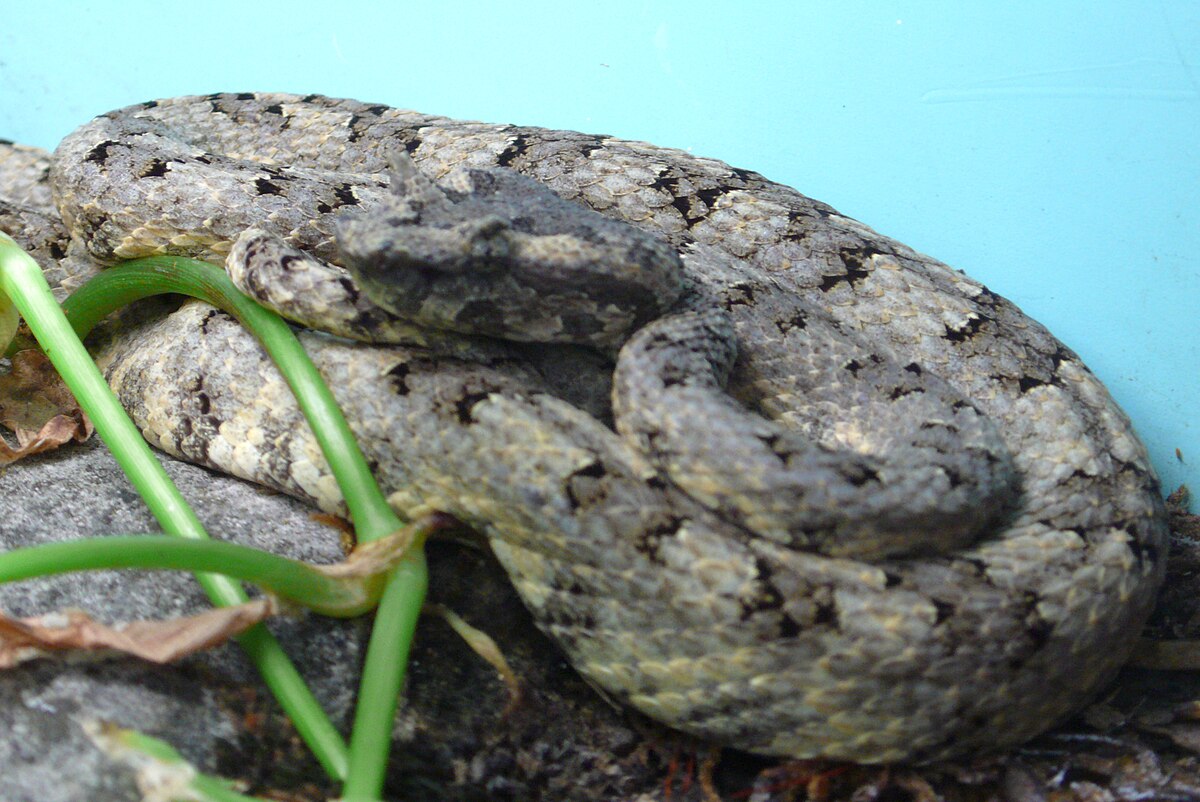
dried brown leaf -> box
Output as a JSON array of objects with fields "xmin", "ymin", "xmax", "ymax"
[
  {"xmin": 427, "ymin": 602, "xmax": 522, "ymax": 710},
  {"xmin": 316, "ymin": 527, "xmax": 417, "ymax": 580},
  {"xmin": 0, "ymin": 348, "xmax": 92, "ymax": 464},
  {"xmin": 1168, "ymin": 485, "xmax": 1199, "ymax": 540},
  {"xmin": 0, "ymin": 599, "xmax": 276, "ymax": 668}
]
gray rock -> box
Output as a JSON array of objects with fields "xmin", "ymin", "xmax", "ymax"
[
  {"xmin": 8, "ymin": 426, "xmax": 1190, "ymax": 801},
  {"xmin": 0, "ymin": 438, "xmax": 365, "ymax": 802},
  {"xmin": 0, "ymin": 436, "xmax": 668, "ymax": 801}
]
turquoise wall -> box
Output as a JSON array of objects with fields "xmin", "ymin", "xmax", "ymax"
[{"xmin": 2, "ymin": 1, "xmax": 1196, "ymax": 494}]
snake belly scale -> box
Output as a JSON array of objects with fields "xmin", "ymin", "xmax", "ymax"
[{"xmin": 8, "ymin": 93, "xmax": 1168, "ymax": 762}]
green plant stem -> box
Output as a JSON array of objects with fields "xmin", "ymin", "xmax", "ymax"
[
  {"xmin": 0, "ymin": 236, "xmax": 350, "ymax": 781},
  {"xmin": 1, "ymin": 240, "xmax": 211, "ymax": 545},
  {"xmin": 341, "ymin": 551, "xmax": 428, "ymax": 802},
  {"xmin": 65, "ymin": 256, "xmax": 429, "ymax": 800},
  {"xmin": 188, "ymin": 776, "xmax": 265, "ymax": 802},
  {"xmin": 0, "ymin": 534, "xmax": 413, "ymax": 617},
  {"xmin": 0, "ymin": 273, "xmax": 17, "ymax": 351},
  {"xmin": 62, "ymin": 257, "xmax": 401, "ymax": 542},
  {"xmin": 98, "ymin": 725, "xmax": 269, "ymax": 802}
]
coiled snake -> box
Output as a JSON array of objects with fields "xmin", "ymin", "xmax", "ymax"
[{"xmin": 1, "ymin": 94, "xmax": 1168, "ymax": 762}]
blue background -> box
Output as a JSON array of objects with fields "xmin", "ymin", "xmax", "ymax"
[{"xmin": 2, "ymin": 1, "xmax": 1196, "ymax": 495}]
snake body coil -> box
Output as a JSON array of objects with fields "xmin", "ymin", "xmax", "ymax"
[{"xmin": 4, "ymin": 94, "xmax": 1168, "ymax": 762}]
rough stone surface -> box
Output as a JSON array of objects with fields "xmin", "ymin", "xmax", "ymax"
[
  {"xmin": 0, "ymin": 436, "xmax": 673, "ymax": 801},
  {"xmin": 2, "ymin": 429, "xmax": 1200, "ymax": 802},
  {"xmin": 0, "ymin": 437, "xmax": 363, "ymax": 801}
]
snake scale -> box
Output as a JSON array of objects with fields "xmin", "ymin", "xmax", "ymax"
[{"xmin": 0, "ymin": 93, "xmax": 1168, "ymax": 763}]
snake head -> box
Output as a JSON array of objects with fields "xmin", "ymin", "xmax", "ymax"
[{"xmin": 334, "ymin": 157, "xmax": 684, "ymax": 349}]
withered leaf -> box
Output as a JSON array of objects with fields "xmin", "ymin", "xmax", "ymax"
[
  {"xmin": 0, "ymin": 348, "xmax": 92, "ymax": 464},
  {"xmin": 427, "ymin": 602, "xmax": 522, "ymax": 709},
  {"xmin": 0, "ymin": 598, "xmax": 277, "ymax": 668}
]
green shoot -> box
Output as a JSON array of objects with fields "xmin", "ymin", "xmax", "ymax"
[
  {"xmin": 0, "ymin": 235, "xmax": 349, "ymax": 780},
  {"xmin": 0, "ymin": 527, "xmax": 432, "ymax": 618},
  {"xmin": 85, "ymin": 720, "xmax": 266, "ymax": 802},
  {"xmin": 61, "ymin": 256, "xmax": 403, "ymax": 543},
  {"xmin": 1, "ymin": 237, "xmax": 434, "ymax": 798},
  {"xmin": 49, "ymin": 252, "xmax": 430, "ymax": 799}
]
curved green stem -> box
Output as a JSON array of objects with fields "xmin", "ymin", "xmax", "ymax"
[
  {"xmin": 342, "ymin": 550, "xmax": 428, "ymax": 801},
  {"xmin": 92, "ymin": 724, "xmax": 271, "ymax": 802},
  {"xmin": 66, "ymin": 256, "xmax": 429, "ymax": 800},
  {"xmin": 1, "ymin": 239, "xmax": 213, "ymax": 546},
  {"xmin": 6, "ymin": 243, "xmax": 431, "ymax": 798},
  {"xmin": 0, "ymin": 533, "xmax": 428, "ymax": 617},
  {"xmin": 62, "ymin": 257, "xmax": 402, "ymax": 543},
  {"xmin": 0, "ymin": 236, "xmax": 350, "ymax": 781}
]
